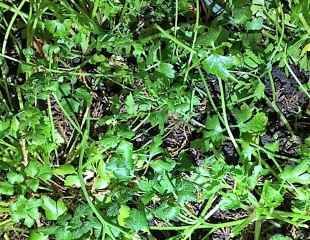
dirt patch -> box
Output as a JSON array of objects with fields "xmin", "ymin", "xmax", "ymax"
[{"xmin": 265, "ymin": 66, "xmax": 309, "ymax": 118}]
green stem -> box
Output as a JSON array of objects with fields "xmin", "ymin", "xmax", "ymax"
[
  {"xmin": 1, "ymin": 0, "xmax": 27, "ymax": 55},
  {"xmin": 254, "ymin": 220, "xmax": 262, "ymax": 240},
  {"xmin": 52, "ymin": 93, "xmax": 82, "ymax": 135},
  {"xmin": 218, "ymin": 77, "xmax": 240, "ymax": 155},
  {"xmin": 155, "ymin": 24, "xmax": 196, "ymax": 54},
  {"xmin": 198, "ymin": 67, "xmax": 225, "ymax": 123},
  {"xmin": 151, "ymin": 217, "xmax": 252, "ymax": 231},
  {"xmin": 0, "ymin": 2, "xmax": 28, "ymax": 21},
  {"xmin": 183, "ymin": 0, "xmax": 199, "ymax": 82},
  {"xmin": 284, "ymin": 56, "xmax": 310, "ymax": 99}
]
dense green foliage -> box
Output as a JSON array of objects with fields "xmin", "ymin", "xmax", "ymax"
[{"xmin": 0, "ymin": 0, "xmax": 309, "ymax": 239}]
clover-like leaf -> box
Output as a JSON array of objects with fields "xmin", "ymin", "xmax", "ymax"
[
  {"xmin": 202, "ymin": 55, "xmax": 238, "ymax": 79},
  {"xmin": 41, "ymin": 196, "xmax": 67, "ymax": 220}
]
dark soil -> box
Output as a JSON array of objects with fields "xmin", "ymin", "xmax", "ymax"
[
  {"xmin": 221, "ymin": 140, "xmax": 239, "ymax": 165},
  {"xmin": 265, "ymin": 66, "xmax": 309, "ymax": 118},
  {"xmin": 164, "ymin": 119, "xmax": 192, "ymax": 157},
  {"xmin": 261, "ymin": 117, "xmax": 302, "ymax": 157}
]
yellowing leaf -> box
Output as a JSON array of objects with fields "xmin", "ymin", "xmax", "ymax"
[
  {"xmin": 117, "ymin": 205, "xmax": 130, "ymax": 227},
  {"xmin": 301, "ymin": 43, "xmax": 310, "ymax": 55}
]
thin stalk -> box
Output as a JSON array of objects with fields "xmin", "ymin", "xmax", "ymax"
[
  {"xmin": 1, "ymin": 0, "xmax": 27, "ymax": 55},
  {"xmin": 174, "ymin": 0, "xmax": 179, "ymax": 37},
  {"xmin": 268, "ymin": 70, "xmax": 277, "ymax": 103},
  {"xmin": 200, "ymin": 195, "xmax": 218, "ymax": 218},
  {"xmin": 265, "ymin": 97, "xmax": 294, "ymax": 135},
  {"xmin": 183, "ymin": 0, "xmax": 199, "ymax": 82},
  {"xmin": 16, "ymin": 87, "xmax": 24, "ymax": 110},
  {"xmin": 284, "ymin": 57, "xmax": 310, "ymax": 99},
  {"xmin": 0, "ymin": 2, "xmax": 28, "ymax": 21},
  {"xmin": 269, "ymin": 6, "xmax": 285, "ymax": 63},
  {"xmin": 47, "ymin": 95, "xmax": 58, "ymax": 164},
  {"xmin": 1, "ymin": 0, "xmax": 27, "ymax": 111},
  {"xmin": 218, "ymin": 78, "xmax": 240, "ymax": 155},
  {"xmin": 254, "ymin": 220, "xmax": 262, "ymax": 240},
  {"xmin": 198, "ymin": 67, "xmax": 224, "ymax": 123},
  {"xmin": 150, "ymin": 216, "xmax": 252, "ymax": 231},
  {"xmin": 52, "ymin": 94, "xmax": 82, "ymax": 135},
  {"xmin": 155, "ymin": 24, "xmax": 196, "ymax": 54},
  {"xmin": 173, "ymin": 0, "xmax": 179, "ymax": 56},
  {"xmin": 0, "ymin": 53, "xmax": 22, "ymax": 63}
]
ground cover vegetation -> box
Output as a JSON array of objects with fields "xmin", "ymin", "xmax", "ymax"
[{"xmin": 0, "ymin": 0, "xmax": 309, "ymax": 239}]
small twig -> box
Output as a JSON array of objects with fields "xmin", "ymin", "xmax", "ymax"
[{"xmin": 20, "ymin": 139, "xmax": 28, "ymax": 166}]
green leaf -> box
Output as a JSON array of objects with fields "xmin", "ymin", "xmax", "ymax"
[
  {"xmin": 0, "ymin": 182, "xmax": 14, "ymax": 195},
  {"xmin": 127, "ymin": 209, "xmax": 148, "ymax": 232},
  {"xmin": 220, "ymin": 193, "xmax": 241, "ymax": 210},
  {"xmin": 260, "ymin": 182, "xmax": 283, "ymax": 209},
  {"xmin": 280, "ymin": 161, "xmax": 310, "ymax": 185},
  {"xmin": 41, "ymin": 196, "xmax": 67, "ymax": 220},
  {"xmin": 53, "ymin": 164, "xmax": 76, "ymax": 176},
  {"xmin": 64, "ymin": 175, "xmax": 81, "ymax": 187},
  {"xmin": 265, "ymin": 142, "xmax": 279, "ymax": 154},
  {"xmin": 158, "ymin": 63, "xmax": 175, "ymax": 78},
  {"xmin": 234, "ymin": 103, "xmax": 252, "ymax": 124},
  {"xmin": 205, "ymin": 115, "xmax": 224, "ymax": 143},
  {"xmin": 246, "ymin": 18, "xmax": 263, "ymax": 30},
  {"xmin": 241, "ymin": 142, "xmax": 255, "ymax": 161},
  {"xmin": 202, "ymin": 55, "xmax": 238, "ymax": 79},
  {"xmin": 149, "ymin": 135, "xmax": 163, "ymax": 157},
  {"xmin": 125, "ymin": 93, "xmax": 137, "ymax": 115},
  {"xmin": 100, "ymin": 134, "xmax": 120, "ymax": 149},
  {"xmin": 150, "ymin": 159, "xmax": 176, "ymax": 174},
  {"xmin": 154, "ymin": 203, "xmax": 180, "ymax": 221},
  {"xmin": 25, "ymin": 160, "xmax": 40, "ymax": 178},
  {"xmin": 248, "ymin": 165, "xmax": 263, "ymax": 190},
  {"xmin": 232, "ymin": 7, "xmax": 251, "ymax": 25},
  {"xmin": 242, "ymin": 112, "xmax": 267, "ymax": 133},
  {"xmin": 106, "ymin": 140, "xmax": 134, "ymax": 180},
  {"xmin": 26, "ymin": 179, "xmax": 40, "ymax": 192},
  {"xmin": 149, "ymin": 111, "xmax": 168, "ymax": 131},
  {"xmin": 107, "ymin": 156, "xmax": 133, "ymax": 180},
  {"xmin": 94, "ymin": 176, "xmax": 109, "ymax": 190},
  {"xmin": 37, "ymin": 164, "xmax": 52, "ymax": 182},
  {"xmin": 176, "ymin": 181, "xmax": 196, "ymax": 204},
  {"xmin": 29, "ymin": 232, "xmax": 49, "ymax": 240},
  {"xmin": 117, "ymin": 140, "xmax": 133, "ymax": 162},
  {"xmin": 10, "ymin": 196, "xmax": 41, "ymax": 228},
  {"xmin": 270, "ymin": 234, "xmax": 292, "ymax": 240},
  {"xmin": 7, "ymin": 172, "xmax": 24, "ymax": 184},
  {"xmin": 206, "ymin": 115, "xmax": 222, "ymax": 130},
  {"xmin": 254, "ymin": 81, "xmax": 265, "ymax": 99}
]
